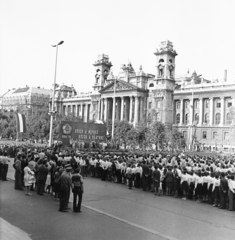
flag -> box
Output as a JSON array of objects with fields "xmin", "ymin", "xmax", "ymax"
[{"xmin": 15, "ymin": 113, "xmax": 27, "ymax": 133}]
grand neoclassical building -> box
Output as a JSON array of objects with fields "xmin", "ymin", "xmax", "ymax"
[{"xmin": 51, "ymin": 40, "xmax": 235, "ymax": 151}]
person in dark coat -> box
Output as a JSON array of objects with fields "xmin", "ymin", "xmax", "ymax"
[
  {"xmin": 72, "ymin": 168, "xmax": 84, "ymax": 212},
  {"xmin": 13, "ymin": 155, "xmax": 23, "ymax": 190},
  {"xmin": 37, "ymin": 160, "xmax": 49, "ymax": 195},
  {"xmin": 142, "ymin": 161, "xmax": 150, "ymax": 191},
  {"xmin": 165, "ymin": 167, "xmax": 174, "ymax": 196},
  {"xmin": 152, "ymin": 165, "xmax": 161, "ymax": 196},
  {"xmin": 59, "ymin": 166, "xmax": 72, "ymax": 212},
  {"xmin": 219, "ymin": 172, "xmax": 228, "ymax": 209}
]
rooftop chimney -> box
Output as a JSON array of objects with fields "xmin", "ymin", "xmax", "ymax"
[{"xmin": 224, "ymin": 70, "xmax": 227, "ymax": 82}]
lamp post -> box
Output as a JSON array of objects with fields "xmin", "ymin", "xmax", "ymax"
[{"xmin": 48, "ymin": 41, "xmax": 64, "ymax": 148}]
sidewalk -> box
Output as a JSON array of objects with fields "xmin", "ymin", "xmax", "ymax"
[
  {"xmin": 0, "ymin": 218, "xmax": 32, "ymax": 240},
  {"xmin": 2, "ymin": 159, "xmax": 32, "ymax": 240}
]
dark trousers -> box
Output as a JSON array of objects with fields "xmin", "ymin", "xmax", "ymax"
[
  {"xmin": 220, "ymin": 189, "xmax": 227, "ymax": 209},
  {"xmin": 60, "ymin": 188, "xmax": 70, "ymax": 211},
  {"xmin": 2, "ymin": 164, "xmax": 8, "ymax": 181},
  {"xmin": 37, "ymin": 179, "xmax": 45, "ymax": 195},
  {"xmin": 0, "ymin": 163, "xmax": 3, "ymax": 180},
  {"xmin": 101, "ymin": 169, "xmax": 107, "ymax": 181},
  {"xmin": 128, "ymin": 176, "xmax": 133, "ymax": 189},
  {"xmin": 142, "ymin": 175, "xmax": 148, "ymax": 191},
  {"xmin": 73, "ymin": 189, "xmax": 83, "ymax": 212}
]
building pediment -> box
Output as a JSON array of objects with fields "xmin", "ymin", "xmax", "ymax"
[{"xmin": 99, "ymin": 79, "xmax": 145, "ymax": 93}]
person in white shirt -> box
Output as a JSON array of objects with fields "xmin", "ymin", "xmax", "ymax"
[
  {"xmin": 194, "ymin": 172, "xmax": 203, "ymax": 203},
  {"xmin": 180, "ymin": 170, "xmax": 189, "ymax": 200},
  {"xmin": 207, "ymin": 173, "xmax": 214, "ymax": 204},
  {"xmin": 89, "ymin": 157, "xmax": 95, "ymax": 177},
  {"xmin": 126, "ymin": 164, "xmax": 133, "ymax": 189},
  {"xmin": 212, "ymin": 174, "xmax": 220, "ymax": 207},
  {"xmin": 101, "ymin": 159, "xmax": 108, "ymax": 181},
  {"xmin": 80, "ymin": 157, "xmax": 86, "ymax": 178}
]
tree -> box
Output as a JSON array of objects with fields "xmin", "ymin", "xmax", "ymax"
[{"xmin": 114, "ymin": 120, "xmax": 134, "ymax": 149}]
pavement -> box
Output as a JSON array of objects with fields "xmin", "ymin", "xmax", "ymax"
[{"xmin": 1, "ymin": 159, "xmax": 235, "ymax": 240}]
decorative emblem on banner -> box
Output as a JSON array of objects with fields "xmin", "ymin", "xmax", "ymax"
[{"xmin": 62, "ymin": 123, "xmax": 73, "ymax": 135}]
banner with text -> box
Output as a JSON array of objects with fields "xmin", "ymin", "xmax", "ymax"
[{"xmin": 59, "ymin": 121, "xmax": 107, "ymax": 146}]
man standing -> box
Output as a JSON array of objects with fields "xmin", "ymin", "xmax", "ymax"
[
  {"xmin": 37, "ymin": 160, "xmax": 49, "ymax": 196},
  {"xmin": 142, "ymin": 161, "xmax": 150, "ymax": 191},
  {"xmin": 219, "ymin": 172, "xmax": 228, "ymax": 209},
  {"xmin": 153, "ymin": 165, "xmax": 161, "ymax": 196},
  {"xmin": 72, "ymin": 168, "xmax": 84, "ymax": 212},
  {"xmin": 59, "ymin": 166, "xmax": 72, "ymax": 212}
]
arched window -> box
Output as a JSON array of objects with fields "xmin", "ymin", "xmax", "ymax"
[
  {"xmin": 226, "ymin": 113, "xmax": 232, "ymax": 124},
  {"xmin": 204, "ymin": 113, "xmax": 209, "ymax": 123},
  {"xmin": 149, "ymin": 83, "xmax": 154, "ymax": 87},
  {"xmin": 176, "ymin": 114, "xmax": 180, "ymax": 124},
  {"xmin": 185, "ymin": 113, "xmax": 189, "ymax": 124},
  {"xmin": 215, "ymin": 113, "xmax": 221, "ymax": 124},
  {"xmin": 194, "ymin": 113, "xmax": 199, "ymax": 122}
]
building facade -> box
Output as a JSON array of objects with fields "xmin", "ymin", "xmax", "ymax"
[
  {"xmin": 1, "ymin": 86, "xmax": 51, "ymax": 118},
  {"xmin": 51, "ymin": 40, "xmax": 235, "ymax": 151}
]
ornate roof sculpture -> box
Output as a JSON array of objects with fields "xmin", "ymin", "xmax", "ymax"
[{"xmin": 154, "ymin": 40, "xmax": 178, "ymax": 56}]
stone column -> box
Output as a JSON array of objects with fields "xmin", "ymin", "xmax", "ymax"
[
  {"xmin": 100, "ymin": 98, "xmax": 103, "ymax": 120},
  {"xmin": 140, "ymin": 97, "xmax": 143, "ymax": 121},
  {"xmin": 189, "ymin": 98, "xmax": 193, "ymax": 125},
  {"xmin": 134, "ymin": 96, "xmax": 139, "ymax": 124},
  {"xmin": 112, "ymin": 97, "xmax": 115, "ymax": 122},
  {"xmin": 104, "ymin": 98, "xmax": 107, "ymax": 122},
  {"xmin": 97, "ymin": 99, "xmax": 101, "ymax": 120},
  {"xmin": 80, "ymin": 104, "xmax": 82, "ymax": 117},
  {"xmin": 180, "ymin": 99, "xmax": 183, "ymax": 124},
  {"xmin": 199, "ymin": 98, "xmax": 203, "ymax": 125},
  {"xmin": 120, "ymin": 97, "xmax": 124, "ymax": 120},
  {"xmin": 209, "ymin": 98, "xmax": 213, "ymax": 125},
  {"xmin": 220, "ymin": 97, "xmax": 224, "ymax": 125},
  {"xmin": 129, "ymin": 96, "xmax": 133, "ymax": 122},
  {"xmin": 76, "ymin": 105, "xmax": 78, "ymax": 116}
]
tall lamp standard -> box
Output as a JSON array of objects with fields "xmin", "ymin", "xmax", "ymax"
[{"xmin": 48, "ymin": 41, "xmax": 64, "ymax": 148}]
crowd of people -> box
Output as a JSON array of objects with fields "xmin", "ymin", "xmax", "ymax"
[{"xmin": 1, "ymin": 143, "xmax": 235, "ymax": 213}]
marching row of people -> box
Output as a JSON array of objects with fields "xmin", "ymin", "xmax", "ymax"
[{"xmin": 1, "ymin": 143, "xmax": 235, "ymax": 213}]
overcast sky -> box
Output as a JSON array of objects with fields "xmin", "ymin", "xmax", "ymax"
[{"xmin": 1, "ymin": 0, "xmax": 235, "ymax": 96}]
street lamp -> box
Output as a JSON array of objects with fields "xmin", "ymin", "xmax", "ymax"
[{"xmin": 48, "ymin": 40, "xmax": 64, "ymax": 148}]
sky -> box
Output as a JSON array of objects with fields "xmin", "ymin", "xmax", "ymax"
[{"xmin": 1, "ymin": 0, "xmax": 235, "ymax": 96}]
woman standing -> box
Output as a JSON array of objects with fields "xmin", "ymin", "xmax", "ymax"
[
  {"xmin": 24, "ymin": 162, "xmax": 35, "ymax": 196},
  {"xmin": 13, "ymin": 154, "xmax": 23, "ymax": 190}
]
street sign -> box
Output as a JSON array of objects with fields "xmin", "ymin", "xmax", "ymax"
[{"xmin": 59, "ymin": 121, "xmax": 106, "ymax": 146}]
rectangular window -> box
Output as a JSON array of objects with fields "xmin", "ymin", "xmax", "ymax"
[
  {"xmin": 149, "ymin": 102, "xmax": 152, "ymax": 109},
  {"xmin": 224, "ymin": 132, "xmax": 229, "ymax": 140},
  {"xmin": 227, "ymin": 102, "xmax": 232, "ymax": 107},
  {"xmin": 212, "ymin": 132, "xmax": 217, "ymax": 139},
  {"xmin": 216, "ymin": 102, "xmax": 221, "ymax": 108},
  {"xmin": 202, "ymin": 131, "xmax": 207, "ymax": 139}
]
